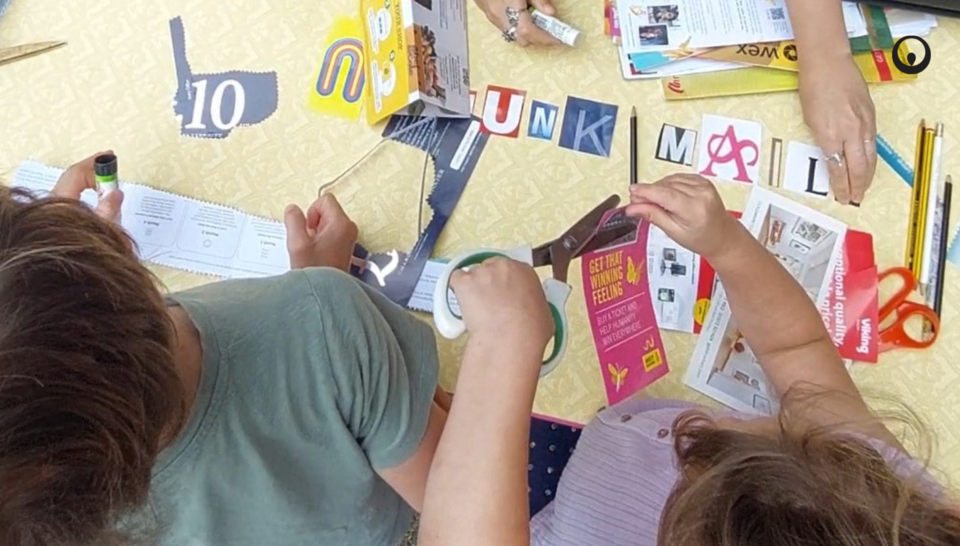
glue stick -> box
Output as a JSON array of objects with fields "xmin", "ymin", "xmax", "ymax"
[
  {"xmin": 530, "ymin": 9, "xmax": 581, "ymax": 47},
  {"xmin": 94, "ymin": 154, "xmax": 118, "ymax": 195}
]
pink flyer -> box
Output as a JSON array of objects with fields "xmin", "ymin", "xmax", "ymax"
[{"xmin": 581, "ymin": 211, "xmax": 669, "ymax": 405}]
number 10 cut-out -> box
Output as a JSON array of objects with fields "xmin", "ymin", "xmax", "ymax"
[
  {"xmin": 169, "ymin": 16, "xmax": 278, "ymax": 139},
  {"xmin": 184, "ymin": 79, "xmax": 247, "ymax": 131}
]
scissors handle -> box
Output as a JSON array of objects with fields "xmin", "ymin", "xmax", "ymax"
[
  {"xmin": 432, "ymin": 247, "xmax": 571, "ymax": 377},
  {"xmin": 879, "ymin": 301, "xmax": 940, "ymax": 352}
]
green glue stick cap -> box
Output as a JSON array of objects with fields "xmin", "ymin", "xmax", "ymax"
[
  {"xmin": 94, "ymin": 154, "xmax": 118, "ymax": 194},
  {"xmin": 94, "ymin": 154, "xmax": 118, "ymax": 178}
]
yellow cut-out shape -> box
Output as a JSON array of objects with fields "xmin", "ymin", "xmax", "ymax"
[
  {"xmin": 694, "ymin": 298, "xmax": 711, "ymax": 326},
  {"xmin": 608, "ymin": 363, "xmax": 629, "ymax": 392}
]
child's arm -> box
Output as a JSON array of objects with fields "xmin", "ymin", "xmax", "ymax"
[
  {"xmin": 419, "ymin": 258, "xmax": 553, "ymax": 546},
  {"xmin": 628, "ymin": 176, "xmax": 892, "ymax": 441}
]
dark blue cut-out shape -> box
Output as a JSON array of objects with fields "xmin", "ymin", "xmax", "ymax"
[
  {"xmin": 169, "ymin": 16, "xmax": 279, "ymax": 139},
  {"xmin": 558, "ymin": 96, "xmax": 618, "ymax": 158},
  {"xmin": 350, "ymin": 115, "xmax": 489, "ymax": 308}
]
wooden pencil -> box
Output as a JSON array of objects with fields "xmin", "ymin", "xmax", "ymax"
[
  {"xmin": 905, "ymin": 120, "xmax": 926, "ymax": 271},
  {"xmin": 912, "ymin": 127, "xmax": 936, "ymax": 281},
  {"xmin": 630, "ymin": 106, "xmax": 637, "ymax": 186},
  {"xmin": 933, "ymin": 177, "xmax": 952, "ymax": 319}
]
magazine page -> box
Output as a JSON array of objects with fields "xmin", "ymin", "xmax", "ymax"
[
  {"xmin": 684, "ymin": 187, "xmax": 847, "ymax": 415},
  {"xmin": 408, "ymin": 0, "xmax": 471, "ymax": 116},
  {"xmin": 581, "ymin": 211, "xmax": 669, "ymax": 405},
  {"xmin": 618, "ymin": 0, "xmax": 867, "ymax": 55}
]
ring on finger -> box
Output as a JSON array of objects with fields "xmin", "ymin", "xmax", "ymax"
[
  {"xmin": 824, "ymin": 151, "xmax": 844, "ymax": 168},
  {"xmin": 505, "ymin": 6, "xmax": 523, "ymax": 25},
  {"xmin": 502, "ymin": 26, "xmax": 518, "ymax": 42}
]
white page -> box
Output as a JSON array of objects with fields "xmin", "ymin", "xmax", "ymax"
[
  {"xmin": 684, "ymin": 186, "xmax": 847, "ymax": 415},
  {"xmin": 618, "ymin": 0, "xmax": 866, "ymax": 55}
]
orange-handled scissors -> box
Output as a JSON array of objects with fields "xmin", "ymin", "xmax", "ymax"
[{"xmin": 878, "ymin": 267, "xmax": 940, "ymax": 353}]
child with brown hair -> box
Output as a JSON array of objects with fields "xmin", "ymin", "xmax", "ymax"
[
  {"xmin": 0, "ymin": 153, "xmax": 447, "ymax": 546},
  {"xmin": 418, "ymin": 174, "xmax": 960, "ymax": 546}
]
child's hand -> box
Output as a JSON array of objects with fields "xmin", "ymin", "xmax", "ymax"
[
  {"xmin": 449, "ymin": 257, "xmax": 553, "ymax": 355},
  {"xmin": 284, "ymin": 194, "xmax": 359, "ymax": 271},
  {"xmin": 52, "ymin": 151, "xmax": 124, "ymax": 222},
  {"xmin": 625, "ymin": 174, "xmax": 741, "ymax": 262}
]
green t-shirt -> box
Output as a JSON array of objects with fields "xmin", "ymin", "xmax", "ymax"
[{"xmin": 148, "ymin": 268, "xmax": 439, "ymax": 546}]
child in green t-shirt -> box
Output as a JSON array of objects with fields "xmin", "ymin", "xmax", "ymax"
[{"xmin": 0, "ymin": 153, "xmax": 447, "ymax": 546}]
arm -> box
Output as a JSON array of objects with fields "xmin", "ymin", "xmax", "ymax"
[
  {"xmin": 418, "ymin": 334, "xmax": 540, "ymax": 546},
  {"xmin": 418, "ymin": 258, "xmax": 552, "ymax": 546},
  {"xmin": 627, "ymin": 176, "xmax": 892, "ymax": 442},
  {"xmin": 711, "ymin": 222, "xmax": 897, "ymax": 444},
  {"xmin": 786, "ymin": 0, "xmax": 851, "ymax": 65},
  {"xmin": 786, "ymin": 0, "xmax": 877, "ymax": 204},
  {"xmin": 378, "ymin": 403, "xmax": 447, "ymax": 512}
]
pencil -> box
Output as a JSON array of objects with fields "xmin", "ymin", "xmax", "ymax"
[
  {"xmin": 920, "ymin": 123, "xmax": 944, "ymax": 293},
  {"xmin": 933, "ymin": 177, "xmax": 952, "ymax": 319},
  {"xmin": 905, "ymin": 120, "xmax": 927, "ymax": 272},
  {"xmin": 630, "ymin": 106, "xmax": 637, "ymax": 185},
  {"xmin": 912, "ymin": 127, "xmax": 936, "ymax": 281}
]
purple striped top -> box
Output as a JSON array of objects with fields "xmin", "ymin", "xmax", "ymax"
[{"xmin": 530, "ymin": 398, "xmax": 942, "ymax": 546}]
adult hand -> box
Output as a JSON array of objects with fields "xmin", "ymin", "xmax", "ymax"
[
  {"xmin": 473, "ymin": 0, "xmax": 561, "ymax": 47},
  {"xmin": 799, "ymin": 53, "xmax": 877, "ymax": 205},
  {"xmin": 52, "ymin": 151, "xmax": 124, "ymax": 222},
  {"xmin": 284, "ymin": 194, "xmax": 358, "ymax": 272},
  {"xmin": 625, "ymin": 174, "xmax": 741, "ymax": 263},
  {"xmin": 450, "ymin": 257, "xmax": 553, "ymax": 357}
]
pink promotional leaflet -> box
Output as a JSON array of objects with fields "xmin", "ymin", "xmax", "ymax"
[{"xmin": 581, "ymin": 210, "xmax": 669, "ymax": 405}]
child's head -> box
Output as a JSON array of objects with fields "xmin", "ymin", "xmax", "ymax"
[
  {"xmin": 659, "ymin": 403, "xmax": 960, "ymax": 546},
  {"xmin": 0, "ymin": 187, "xmax": 185, "ymax": 545}
]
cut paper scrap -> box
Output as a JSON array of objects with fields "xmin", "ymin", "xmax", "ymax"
[
  {"xmin": 307, "ymin": 16, "xmax": 366, "ymax": 121},
  {"xmin": 697, "ymin": 114, "xmax": 761, "ymax": 184},
  {"xmin": 528, "ymin": 100, "xmax": 559, "ymax": 141},
  {"xmin": 354, "ymin": 114, "xmax": 490, "ymax": 307},
  {"xmin": 559, "ymin": 96, "xmax": 618, "ymax": 158},
  {"xmin": 782, "ymin": 141, "xmax": 830, "ymax": 199},
  {"xmin": 581, "ymin": 209, "xmax": 669, "ymax": 405},
  {"xmin": 481, "ymin": 85, "xmax": 527, "ymax": 137},
  {"xmin": 169, "ymin": 17, "xmax": 278, "ymax": 139},
  {"xmin": 655, "ymin": 124, "xmax": 697, "ymax": 166}
]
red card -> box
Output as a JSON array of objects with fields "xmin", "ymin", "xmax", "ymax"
[{"xmin": 819, "ymin": 230, "xmax": 880, "ymax": 363}]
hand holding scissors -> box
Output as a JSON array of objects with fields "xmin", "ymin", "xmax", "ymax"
[
  {"xmin": 878, "ymin": 267, "xmax": 939, "ymax": 353},
  {"xmin": 433, "ymin": 195, "xmax": 635, "ymax": 377}
]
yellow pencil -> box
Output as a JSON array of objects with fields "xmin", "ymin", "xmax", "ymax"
[
  {"xmin": 912, "ymin": 127, "xmax": 936, "ymax": 280},
  {"xmin": 905, "ymin": 120, "xmax": 927, "ymax": 272}
]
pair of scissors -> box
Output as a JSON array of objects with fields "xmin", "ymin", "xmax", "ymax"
[
  {"xmin": 432, "ymin": 195, "xmax": 636, "ymax": 377},
  {"xmin": 0, "ymin": 41, "xmax": 66, "ymax": 68},
  {"xmin": 878, "ymin": 267, "xmax": 940, "ymax": 353}
]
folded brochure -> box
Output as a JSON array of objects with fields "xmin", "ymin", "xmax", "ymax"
[
  {"xmin": 360, "ymin": 0, "xmax": 472, "ymax": 123},
  {"xmin": 581, "ymin": 209, "xmax": 669, "ymax": 405}
]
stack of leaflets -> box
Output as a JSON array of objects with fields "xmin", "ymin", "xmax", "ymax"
[{"xmin": 602, "ymin": 0, "xmax": 937, "ymax": 98}]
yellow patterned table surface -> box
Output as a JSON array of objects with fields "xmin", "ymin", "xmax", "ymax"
[{"xmin": 1, "ymin": 0, "xmax": 958, "ymax": 485}]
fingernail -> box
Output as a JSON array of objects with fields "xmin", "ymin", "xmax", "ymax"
[{"xmin": 851, "ymin": 202, "xmax": 861, "ymax": 208}]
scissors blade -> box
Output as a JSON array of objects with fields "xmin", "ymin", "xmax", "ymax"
[
  {"xmin": 0, "ymin": 41, "xmax": 66, "ymax": 67},
  {"xmin": 532, "ymin": 194, "xmax": 623, "ymax": 281}
]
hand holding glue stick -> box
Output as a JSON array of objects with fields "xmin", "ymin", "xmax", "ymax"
[
  {"xmin": 529, "ymin": 9, "xmax": 580, "ymax": 47},
  {"xmin": 50, "ymin": 151, "xmax": 123, "ymax": 223},
  {"xmin": 474, "ymin": 0, "xmax": 577, "ymax": 46}
]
